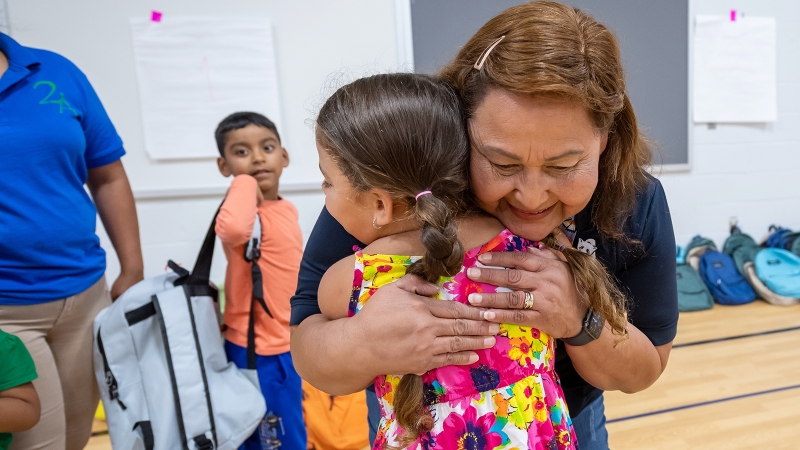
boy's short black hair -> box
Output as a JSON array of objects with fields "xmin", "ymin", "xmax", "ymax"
[{"xmin": 215, "ymin": 112, "xmax": 281, "ymax": 157}]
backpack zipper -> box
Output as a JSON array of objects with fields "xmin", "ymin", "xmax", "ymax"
[{"xmin": 96, "ymin": 328, "xmax": 127, "ymax": 410}]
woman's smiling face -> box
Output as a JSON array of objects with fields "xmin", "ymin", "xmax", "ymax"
[{"xmin": 469, "ymin": 89, "xmax": 607, "ymax": 241}]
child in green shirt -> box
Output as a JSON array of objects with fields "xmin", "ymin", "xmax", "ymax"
[{"xmin": 0, "ymin": 329, "xmax": 40, "ymax": 450}]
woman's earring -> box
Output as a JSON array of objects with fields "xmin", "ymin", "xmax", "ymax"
[{"xmin": 372, "ymin": 218, "xmax": 382, "ymax": 229}]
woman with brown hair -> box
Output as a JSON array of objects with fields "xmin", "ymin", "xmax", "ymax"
[{"xmin": 291, "ymin": 2, "xmax": 678, "ymax": 449}]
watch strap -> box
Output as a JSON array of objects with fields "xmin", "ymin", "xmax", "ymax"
[{"xmin": 561, "ymin": 307, "xmax": 605, "ymax": 346}]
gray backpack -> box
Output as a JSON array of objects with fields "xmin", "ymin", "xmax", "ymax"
[{"xmin": 93, "ymin": 214, "xmax": 266, "ymax": 450}]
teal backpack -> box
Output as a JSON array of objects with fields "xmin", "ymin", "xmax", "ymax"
[
  {"xmin": 676, "ymin": 244, "xmax": 714, "ymax": 312},
  {"xmin": 754, "ymin": 248, "xmax": 800, "ymax": 298}
]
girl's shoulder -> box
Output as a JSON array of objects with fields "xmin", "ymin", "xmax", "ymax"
[
  {"xmin": 318, "ymin": 253, "xmax": 357, "ymax": 320},
  {"xmin": 457, "ymin": 214, "xmax": 505, "ymax": 249}
]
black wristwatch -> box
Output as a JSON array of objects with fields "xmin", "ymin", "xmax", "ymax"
[{"xmin": 561, "ymin": 307, "xmax": 605, "ymax": 346}]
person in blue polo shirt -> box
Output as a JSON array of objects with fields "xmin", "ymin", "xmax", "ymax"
[{"xmin": 0, "ymin": 32, "xmax": 143, "ymax": 450}]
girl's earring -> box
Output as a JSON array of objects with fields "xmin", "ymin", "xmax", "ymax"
[{"xmin": 372, "ymin": 218, "xmax": 382, "ymax": 229}]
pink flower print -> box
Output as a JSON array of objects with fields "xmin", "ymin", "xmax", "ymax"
[
  {"xmin": 447, "ymin": 391, "xmax": 481, "ymax": 411},
  {"xmin": 434, "ymin": 406, "xmax": 503, "ymax": 450},
  {"xmin": 449, "ymin": 270, "xmax": 498, "ymax": 305},
  {"xmin": 461, "ymin": 249, "xmax": 479, "ymax": 269}
]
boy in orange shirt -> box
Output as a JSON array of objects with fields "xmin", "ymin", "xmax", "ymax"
[{"xmin": 214, "ymin": 112, "xmax": 306, "ymax": 449}]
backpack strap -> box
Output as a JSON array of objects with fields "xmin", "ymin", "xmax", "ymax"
[
  {"xmin": 244, "ymin": 213, "xmax": 273, "ymax": 370},
  {"xmin": 153, "ymin": 288, "xmax": 218, "ymax": 449},
  {"xmin": 184, "ymin": 206, "xmax": 222, "ymax": 289}
]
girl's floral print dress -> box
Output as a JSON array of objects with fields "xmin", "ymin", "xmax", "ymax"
[{"xmin": 349, "ymin": 229, "xmax": 577, "ymax": 450}]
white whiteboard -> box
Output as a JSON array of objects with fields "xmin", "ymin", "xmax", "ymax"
[
  {"xmin": 131, "ymin": 17, "xmax": 282, "ymax": 160},
  {"xmin": 693, "ymin": 15, "xmax": 777, "ymax": 123}
]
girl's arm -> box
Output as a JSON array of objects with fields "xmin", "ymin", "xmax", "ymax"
[
  {"xmin": 0, "ymin": 382, "xmax": 40, "ymax": 433},
  {"xmin": 87, "ymin": 160, "xmax": 143, "ymax": 300},
  {"xmin": 318, "ymin": 255, "xmax": 356, "ymax": 320},
  {"xmin": 215, "ymin": 175, "xmax": 261, "ymax": 247}
]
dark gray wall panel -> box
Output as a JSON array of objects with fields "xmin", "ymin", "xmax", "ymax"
[{"xmin": 411, "ymin": 0, "xmax": 689, "ymax": 165}]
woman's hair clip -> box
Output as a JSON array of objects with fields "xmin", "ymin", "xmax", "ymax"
[{"xmin": 473, "ymin": 35, "xmax": 506, "ymax": 71}]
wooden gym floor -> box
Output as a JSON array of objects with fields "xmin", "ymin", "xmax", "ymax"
[{"xmin": 86, "ymin": 301, "xmax": 800, "ymax": 449}]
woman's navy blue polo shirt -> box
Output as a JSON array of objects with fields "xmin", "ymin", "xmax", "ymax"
[{"xmin": 0, "ymin": 33, "xmax": 125, "ymax": 304}]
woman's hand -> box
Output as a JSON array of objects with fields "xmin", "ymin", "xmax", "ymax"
[
  {"xmin": 292, "ymin": 274, "xmax": 500, "ymax": 395},
  {"xmin": 110, "ymin": 269, "xmax": 144, "ymax": 300},
  {"xmin": 465, "ymin": 245, "xmax": 587, "ymax": 339},
  {"xmin": 354, "ymin": 274, "xmax": 500, "ymax": 375}
]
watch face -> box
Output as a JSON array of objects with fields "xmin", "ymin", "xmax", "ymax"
[{"xmin": 586, "ymin": 310, "xmax": 605, "ymax": 340}]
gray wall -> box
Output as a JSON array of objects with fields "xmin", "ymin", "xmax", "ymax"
[{"xmin": 411, "ymin": 0, "xmax": 689, "ymax": 166}]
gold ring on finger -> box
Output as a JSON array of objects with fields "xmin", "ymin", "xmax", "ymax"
[{"xmin": 522, "ymin": 290, "xmax": 535, "ymax": 310}]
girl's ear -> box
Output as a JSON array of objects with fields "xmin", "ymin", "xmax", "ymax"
[
  {"xmin": 368, "ymin": 188, "xmax": 396, "ymax": 228},
  {"xmin": 217, "ymin": 157, "xmax": 231, "ymax": 177}
]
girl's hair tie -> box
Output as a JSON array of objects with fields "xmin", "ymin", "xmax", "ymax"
[
  {"xmin": 557, "ymin": 244, "xmax": 566, "ymax": 252},
  {"xmin": 415, "ymin": 190, "xmax": 432, "ymax": 200}
]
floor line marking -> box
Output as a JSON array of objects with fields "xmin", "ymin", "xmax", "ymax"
[
  {"xmin": 674, "ymin": 325, "xmax": 800, "ymax": 348},
  {"xmin": 607, "ymin": 384, "xmax": 800, "ymax": 424}
]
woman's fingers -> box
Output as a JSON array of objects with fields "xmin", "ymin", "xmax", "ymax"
[
  {"xmin": 468, "ymin": 290, "xmax": 531, "ymax": 310},
  {"xmin": 428, "ymin": 350, "xmax": 481, "ymax": 370},
  {"xmin": 466, "ymin": 265, "xmax": 535, "ymax": 290},
  {"xmin": 357, "ymin": 278, "xmax": 503, "ymax": 374},
  {"xmin": 481, "ymin": 308, "xmax": 543, "ymax": 327},
  {"xmin": 433, "ymin": 334, "xmax": 496, "ymax": 355},
  {"xmin": 426, "ymin": 295, "xmax": 485, "ymax": 321}
]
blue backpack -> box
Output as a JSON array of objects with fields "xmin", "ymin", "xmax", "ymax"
[
  {"xmin": 764, "ymin": 226, "xmax": 793, "ymax": 249},
  {"xmin": 676, "ymin": 245, "xmax": 686, "ymax": 265},
  {"xmin": 698, "ymin": 250, "xmax": 756, "ymax": 305},
  {"xmin": 754, "ymin": 248, "xmax": 800, "ymax": 298}
]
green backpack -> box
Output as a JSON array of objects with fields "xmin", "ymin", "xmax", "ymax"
[{"xmin": 722, "ymin": 230, "xmax": 761, "ymax": 276}]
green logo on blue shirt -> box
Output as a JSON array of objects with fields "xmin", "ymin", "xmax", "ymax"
[{"xmin": 34, "ymin": 81, "xmax": 78, "ymax": 116}]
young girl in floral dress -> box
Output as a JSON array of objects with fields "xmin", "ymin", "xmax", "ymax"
[{"xmin": 315, "ymin": 73, "xmax": 628, "ymax": 449}]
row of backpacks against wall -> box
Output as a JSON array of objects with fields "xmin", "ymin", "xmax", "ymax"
[{"xmin": 676, "ymin": 225, "xmax": 800, "ymax": 312}]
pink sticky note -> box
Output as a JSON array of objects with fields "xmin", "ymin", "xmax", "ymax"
[
  {"xmin": 151, "ymin": 10, "xmax": 162, "ymax": 22},
  {"xmin": 730, "ymin": 9, "xmax": 736, "ymax": 21}
]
